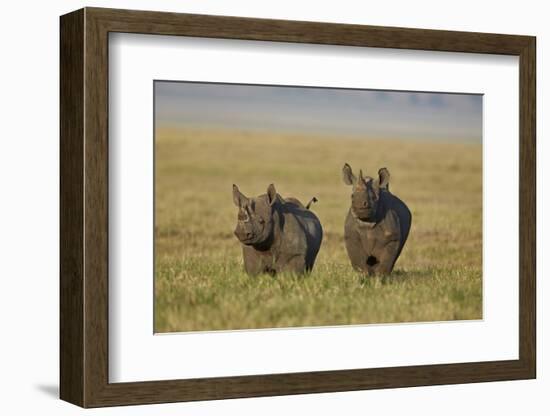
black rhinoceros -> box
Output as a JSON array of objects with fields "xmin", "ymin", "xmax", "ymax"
[
  {"xmin": 342, "ymin": 163, "xmax": 411, "ymax": 276},
  {"xmin": 232, "ymin": 184, "xmax": 323, "ymax": 276}
]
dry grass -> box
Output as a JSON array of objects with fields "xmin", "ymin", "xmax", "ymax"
[{"xmin": 155, "ymin": 127, "xmax": 482, "ymax": 332}]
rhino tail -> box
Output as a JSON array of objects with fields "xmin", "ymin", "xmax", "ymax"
[{"xmin": 305, "ymin": 197, "xmax": 318, "ymax": 210}]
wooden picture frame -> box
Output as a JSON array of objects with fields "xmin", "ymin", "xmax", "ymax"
[{"xmin": 60, "ymin": 7, "xmax": 536, "ymax": 408}]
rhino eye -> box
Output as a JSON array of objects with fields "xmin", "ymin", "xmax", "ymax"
[
  {"xmin": 258, "ymin": 218, "xmax": 265, "ymax": 225},
  {"xmin": 369, "ymin": 190, "xmax": 377, "ymax": 200}
]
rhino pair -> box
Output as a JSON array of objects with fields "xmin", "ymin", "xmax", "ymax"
[{"xmin": 232, "ymin": 164, "xmax": 411, "ymax": 277}]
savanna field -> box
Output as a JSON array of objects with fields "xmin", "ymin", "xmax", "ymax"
[{"xmin": 155, "ymin": 127, "xmax": 482, "ymax": 332}]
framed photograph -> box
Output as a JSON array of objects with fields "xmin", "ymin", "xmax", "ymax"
[{"xmin": 60, "ymin": 7, "xmax": 536, "ymax": 408}]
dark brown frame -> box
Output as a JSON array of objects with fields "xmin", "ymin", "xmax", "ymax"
[{"xmin": 60, "ymin": 7, "xmax": 536, "ymax": 408}]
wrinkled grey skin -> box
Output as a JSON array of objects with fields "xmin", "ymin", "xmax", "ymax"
[
  {"xmin": 232, "ymin": 184, "xmax": 323, "ymax": 276},
  {"xmin": 342, "ymin": 164, "xmax": 411, "ymax": 276}
]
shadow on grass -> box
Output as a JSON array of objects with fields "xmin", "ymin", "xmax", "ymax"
[{"xmin": 357, "ymin": 267, "xmax": 445, "ymax": 286}]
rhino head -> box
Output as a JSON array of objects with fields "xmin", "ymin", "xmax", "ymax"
[
  {"xmin": 342, "ymin": 163, "xmax": 390, "ymax": 222},
  {"xmin": 232, "ymin": 184, "xmax": 277, "ymax": 246}
]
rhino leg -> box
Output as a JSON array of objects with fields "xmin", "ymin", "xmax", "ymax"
[
  {"xmin": 242, "ymin": 246, "xmax": 266, "ymax": 276},
  {"xmin": 277, "ymin": 254, "xmax": 307, "ymax": 275},
  {"xmin": 371, "ymin": 239, "xmax": 401, "ymax": 275},
  {"xmin": 344, "ymin": 232, "xmax": 369, "ymax": 274}
]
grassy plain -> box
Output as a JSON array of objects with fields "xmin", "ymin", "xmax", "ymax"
[{"xmin": 155, "ymin": 127, "xmax": 482, "ymax": 332}]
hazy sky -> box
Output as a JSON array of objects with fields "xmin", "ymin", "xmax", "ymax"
[{"xmin": 155, "ymin": 81, "xmax": 482, "ymax": 142}]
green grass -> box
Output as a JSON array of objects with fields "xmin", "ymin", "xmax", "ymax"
[{"xmin": 155, "ymin": 127, "xmax": 482, "ymax": 332}]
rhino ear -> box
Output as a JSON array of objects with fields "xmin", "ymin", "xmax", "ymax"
[
  {"xmin": 267, "ymin": 183, "xmax": 277, "ymax": 206},
  {"xmin": 377, "ymin": 168, "xmax": 390, "ymax": 190},
  {"xmin": 232, "ymin": 184, "xmax": 248, "ymax": 207},
  {"xmin": 342, "ymin": 163, "xmax": 357, "ymax": 186}
]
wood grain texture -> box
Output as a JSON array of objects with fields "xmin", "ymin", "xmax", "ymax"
[
  {"xmin": 59, "ymin": 7, "xmax": 537, "ymax": 408},
  {"xmin": 59, "ymin": 8, "xmax": 84, "ymax": 406},
  {"xmin": 83, "ymin": 10, "xmax": 110, "ymax": 406},
  {"xmin": 518, "ymin": 38, "xmax": 536, "ymax": 376},
  {"xmin": 89, "ymin": 7, "xmax": 532, "ymax": 54}
]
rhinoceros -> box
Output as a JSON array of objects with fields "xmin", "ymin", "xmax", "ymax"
[
  {"xmin": 341, "ymin": 163, "xmax": 411, "ymax": 276},
  {"xmin": 232, "ymin": 183, "xmax": 323, "ymax": 276}
]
